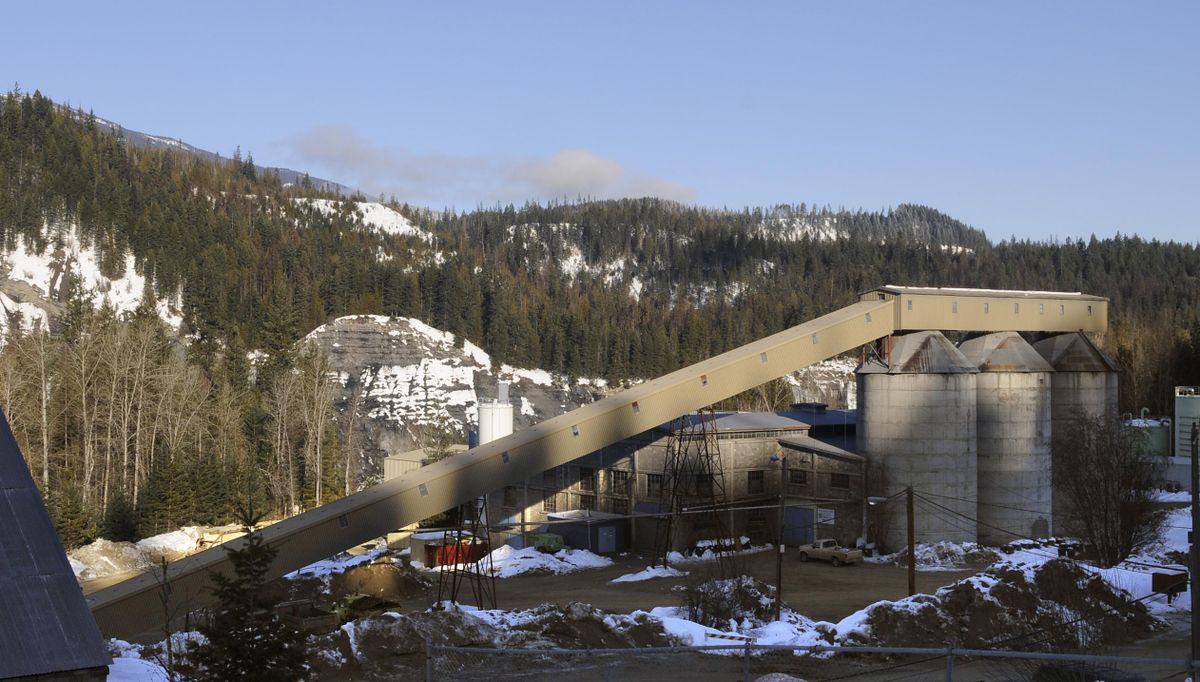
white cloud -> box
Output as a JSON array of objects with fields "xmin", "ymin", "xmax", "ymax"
[{"xmin": 281, "ymin": 125, "xmax": 694, "ymax": 206}]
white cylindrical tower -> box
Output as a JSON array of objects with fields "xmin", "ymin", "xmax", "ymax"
[{"xmin": 477, "ymin": 383, "xmax": 514, "ymax": 446}]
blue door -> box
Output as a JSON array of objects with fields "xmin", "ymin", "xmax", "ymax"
[
  {"xmin": 598, "ymin": 526, "xmax": 616, "ymax": 554},
  {"xmin": 783, "ymin": 507, "xmax": 814, "ymax": 546}
]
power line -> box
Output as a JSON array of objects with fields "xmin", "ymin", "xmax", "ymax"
[{"xmin": 914, "ymin": 493, "xmax": 1181, "ymax": 573}]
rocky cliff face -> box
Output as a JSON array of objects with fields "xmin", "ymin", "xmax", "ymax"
[{"xmin": 304, "ymin": 315, "xmax": 604, "ymax": 480}]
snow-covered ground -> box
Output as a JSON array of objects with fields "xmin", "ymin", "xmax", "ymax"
[{"xmin": 422, "ymin": 545, "xmax": 612, "ymax": 578}]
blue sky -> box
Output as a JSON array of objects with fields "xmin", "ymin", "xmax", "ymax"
[{"xmin": 3, "ymin": 2, "xmax": 1195, "ymax": 242}]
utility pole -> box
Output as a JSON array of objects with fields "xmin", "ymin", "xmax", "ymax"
[
  {"xmin": 775, "ymin": 455, "xmax": 787, "ymax": 622},
  {"xmin": 1191, "ymin": 421, "xmax": 1198, "ymax": 667},
  {"xmin": 907, "ymin": 486, "xmax": 915, "ymax": 598}
]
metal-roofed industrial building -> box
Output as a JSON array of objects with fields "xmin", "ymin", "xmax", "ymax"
[{"xmin": 0, "ymin": 408, "xmax": 110, "ymax": 681}]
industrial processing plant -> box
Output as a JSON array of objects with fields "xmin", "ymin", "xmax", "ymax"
[{"xmin": 83, "ymin": 285, "xmax": 1118, "ymax": 639}]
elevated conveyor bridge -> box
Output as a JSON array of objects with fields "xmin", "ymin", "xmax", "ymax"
[{"xmin": 89, "ymin": 286, "xmax": 1108, "ymax": 637}]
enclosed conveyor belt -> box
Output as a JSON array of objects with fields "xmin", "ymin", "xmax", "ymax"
[{"xmin": 88, "ymin": 287, "xmax": 1107, "ymax": 638}]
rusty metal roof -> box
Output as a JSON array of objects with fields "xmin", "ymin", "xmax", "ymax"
[
  {"xmin": 1032, "ymin": 333, "xmax": 1120, "ymax": 372},
  {"xmin": 858, "ymin": 331, "xmax": 978, "ymax": 375},
  {"xmin": 959, "ymin": 332, "xmax": 1055, "ymax": 373},
  {"xmin": 0, "ymin": 408, "xmax": 111, "ymax": 679}
]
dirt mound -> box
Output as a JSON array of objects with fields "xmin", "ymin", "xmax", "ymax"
[
  {"xmin": 330, "ymin": 561, "xmax": 431, "ymax": 602},
  {"xmin": 683, "ymin": 575, "xmax": 777, "ymax": 629},
  {"xmin": 851, "ymin": 559, "xmax": 1156, "ymax": 651},
  {"xmin": 307, "ymin": 608, "xmax": 495, "ymax": 679},
  {"xmin": 508, "ymin": 602, "xmax": 672, "ymax": 649}
]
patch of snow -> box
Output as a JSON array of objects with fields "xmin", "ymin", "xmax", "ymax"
[
  {"xmin": 629, "ymin": 276, "xmax": 643, "ymax": 301},
  {"xmin": 136, "ymin": 527, "xmax": 201, "ymax": 557},
  {"xmin": 294, "ymin": 198, "xmax": 430, "ymax": 241},
  {"xmin": 0, "ymin": 291, "xmax": 49, "ymax": 336},
  {"xmin": 1154, "ymin": 489, "xmax": 1191, "ymax": 503},
  {"xmin": 106, "ymin": 656, "xmax": 167, "ymax": 681},
  {"xmin": 285, "ymin": 543, "xmax": 389, "ymax": 583},
  {"xmin": 520, "ymin": 396, "xmax": 536, "ymax": 417},
  {"xmin": 611, "ymin": 565, "xmax": 688, "ymax": 583}
]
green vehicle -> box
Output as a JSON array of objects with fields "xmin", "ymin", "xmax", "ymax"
[{"xmin": 530, "ymin": 533, "xmax": 565, "ymax": 553}]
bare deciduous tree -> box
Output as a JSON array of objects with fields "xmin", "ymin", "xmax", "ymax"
[{"xmin": 1051, "ymin": 412, "xmax": 1165, "ymax": 567}]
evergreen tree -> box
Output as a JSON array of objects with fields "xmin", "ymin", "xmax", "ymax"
[{"xmin": 184, "ymin": 509, "xmax": 306, "ymax": 681}]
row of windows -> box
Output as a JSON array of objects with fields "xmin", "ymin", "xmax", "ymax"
[
  {"xmin": 538, "ymin": 492, "xmax": 629, "ymax": 515},
  {"xmin": 931, "ymin": 299, "xmax": 1093, "ymax": 318},
  {"xmin": 746, "ymin": 469, "xmax": 848, "ymax": 494}
]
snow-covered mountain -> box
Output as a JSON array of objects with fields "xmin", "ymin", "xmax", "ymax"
[{"xmin": 304, "ymin": 315, "xmax": 606, "ymax": 479}]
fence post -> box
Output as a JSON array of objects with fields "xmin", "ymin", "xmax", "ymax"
[
  {"xmin": 944, "ymin": 646, "xmax": 954, "ymax": 682},
  {"xmin": 424, "ymin": 637, "xmax": 433, "ymax": 682},
  {"xmin": 743, "ymin": 641, "xmax": 751, "ymax": 681}
]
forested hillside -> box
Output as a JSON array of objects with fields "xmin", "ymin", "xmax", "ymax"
[{"xmin": 2, "ymin": 88, "xmax": 1199, "ymax": 545}]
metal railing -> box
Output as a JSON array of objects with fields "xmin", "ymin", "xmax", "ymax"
[{"xmin": 425, "ymin": 641, "xmax": 1196, "ymax": 681}]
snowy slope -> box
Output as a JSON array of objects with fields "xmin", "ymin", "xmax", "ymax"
[
  {"xmin": 293, "ymin": 198, "xmax": 431, "ymax": 241},
  {"xmin": 0, "ymin": 226, "xmax": 183, "ymax": 330}
]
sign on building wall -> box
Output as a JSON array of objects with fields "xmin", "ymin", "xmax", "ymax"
[{"xmin": 817, "ymin": 508, "xmax": 836, "ymax": 525}]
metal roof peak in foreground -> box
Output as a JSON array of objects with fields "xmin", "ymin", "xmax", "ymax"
[{"xmin": 0, "ymin": 407, "xmax": 111, "ymax": 679}]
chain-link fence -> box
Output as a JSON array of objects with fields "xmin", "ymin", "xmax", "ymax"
[{"xmin": 425, "ymin": 642, "xmax": 1194, "ymax": 681}]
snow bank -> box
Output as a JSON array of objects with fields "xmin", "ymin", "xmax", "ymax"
[
  {"xmin": 136, "ymin": 526, "xmax": 201, "ymax": 557},
  {"xmin": 611, "ymin": 565, "xmax": 688, "ymax": 583},
  {"xmin": 70, "ymin": 527, "xmax": 205, "ymax": 581},
  {"xmin": 429, "ymin": 545, "xmax": 612, "ymax": 578},
  {"xmin": 866, "ymin": 541, "xmax": 998, "ymax": 572},
  {"xmin": 1154, "ymin": 489, "xmax": 1192, "ymax": 503}
]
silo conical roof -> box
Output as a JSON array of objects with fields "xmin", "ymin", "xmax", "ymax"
[
  {"xmin": 858, "ymin": 330, "xmax": 978, "ymax": 374},
  {"xmin": 1032, "ymin": 333, "xmax": 1119, "ymax": 372},
  {"xmin": 959, "ymin": 332, "xmax": 1055, "ymax": 373}
]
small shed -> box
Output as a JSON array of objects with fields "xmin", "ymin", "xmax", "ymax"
[
  {"xmin": 546, "ymin": 510, "xmax": 628, "ymax": 555},
  {"xmin": 0, "ymin": 407, "xmax": 111, "ymax": 681}
]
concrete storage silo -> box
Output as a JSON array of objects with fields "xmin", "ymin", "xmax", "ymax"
[
  {"xmin": 1031, "ymin": 332, "xmax": 1119, "ymax": 528},
  {"xmin": 857, "ymin": 331, "xmax": 978, "ymax": 546},
  {"xmin": 1031, "ymin": 333, "xmax": 1119, "ymax": 424},
  {"xmin": 959, "ymin": 332, "xmax": 1054, "ymax": 544}
]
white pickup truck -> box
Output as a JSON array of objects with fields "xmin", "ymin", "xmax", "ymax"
[{"xmin": 796, "ymin": 539, "xmax": 863, "ymax": 566}]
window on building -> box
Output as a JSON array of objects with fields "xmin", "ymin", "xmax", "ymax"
[
  {"xmin": 578, "ymin": 494, "xmax": 596, "ymax": 511},
  {"xmin": 543, "ymin": 492, "xmax": 557, "ymax": 513},
  {"xmin": 503, "ymin": 486, "xmax": 520, "ymax": 510},
  {"xmin": 609, "ymin": 497, "xmax": 629, "ymax": 516},
  {"xmin": 787, "ymin": 469, "xmax": 808, "ymax": 494},
  {"xmin": 609, "ymin": 470, "xmax": 630, "ymax": 495},
  {"xmin": 544, "ymin": 469, "xmax": 558, "ymax": 488},
  {"xmin": 579, "ymin": 467, "xmax": 595, "ymax": 492},
  {"xmin": 646, "ymin": 473, "xmax": 665, "ymax": 498},
  {"xmin": 830, "ymin": 473, "xmax": 851, "ymax": 490},
  {"xmin": 747, "ymin": 470, "xmax": 765, "ymax": 494}
]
